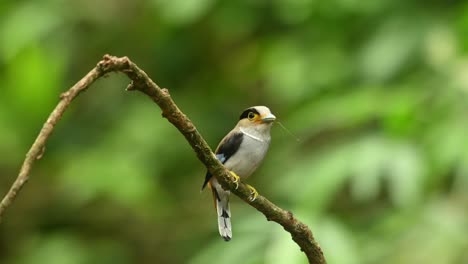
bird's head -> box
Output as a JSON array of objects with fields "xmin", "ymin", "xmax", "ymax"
[{"xmin": 237, "ymin": 106, "xmax": 276, "ymax": 132}]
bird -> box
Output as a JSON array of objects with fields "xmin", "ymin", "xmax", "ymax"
[{"xmin": 201, "ymin": 106, "xmax": 276, "ymax": 241}]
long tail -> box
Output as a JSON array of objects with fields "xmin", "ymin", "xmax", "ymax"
[{"xmin": 209, "ymin": 180, "xmax": 232, "ymax": 241}]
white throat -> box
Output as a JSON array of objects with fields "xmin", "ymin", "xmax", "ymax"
[{"xmin": 240, "ymin": 127, "xmax": 264, "ymax": 142}]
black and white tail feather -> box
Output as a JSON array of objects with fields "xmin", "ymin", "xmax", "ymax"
[
  {"xmin": 213, "ymin": 184, "xmax": 232, "ymax": 241},
  {"xmin": 202, "ymin": 177, "xmax": 232, "ymax": 241}
]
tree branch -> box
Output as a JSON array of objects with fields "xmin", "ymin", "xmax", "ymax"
[{"xmin": 0, "ymin": 55, "xmax": 326, "ymax": 264}]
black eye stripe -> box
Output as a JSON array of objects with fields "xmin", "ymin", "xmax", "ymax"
[{"xmin": 239, "ymin": 108, "xmax": 260, "ymax": 120}]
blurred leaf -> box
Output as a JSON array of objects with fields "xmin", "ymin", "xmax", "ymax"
[
  {"xmin": 274, "ymin": 144, "xmax": 352, "ymax": 213},
  {"xmin": 61, "ymin": 148, "xmax": 154, "ymax": 205},
  {"xmin": 272, "ymin": 0, "xmax": 314, "ymax": 25},
  {"xmin": 313, "ymin": 217, "xmax": 360, "ymax": 264},
  {"xmin": 0, "ymin": 107, "xmax": 23, "ymax": 164},
  {"xmin": 59, "ymin": 103, "xmax": 173, "ymax": 207},
  {"xmin": 359, "ymin": 17, "xmax": 424, "ymax": 81},
  {"xmin": 378, "ymin": 198, "xmax": 468, "ymax": 264},
  {"xmin": 261, "ymin": 39, "xmax": 349, "ymax": 103},
  {"xmin": 261, "ymin": 39, "xmax": 310, "ymax": 103},
  {"xmin": 0, "ymin": 2, "xmax": 61, "ymax": 61},
  {"xmin": 423, "ymin": 24, "xmax": 457, "ymax": 70},
  {"xmin": 424, "ymin": 116, "xmax": 468, "ymax": 185},
  {"xmin": 4, "ymin": 45, "xmax": 65, "ymax": 122},
  {"xmin": 265, "ymin": 225, "xmax": 306, "ymax": 264},
  {"xmin": 189, "ymin": 231, "xmax": 265, "ymax": 264},
  {"xmin": 385, "ymin": 142, "xmax": 424, "ymax": 207},
  {"xmin": 351, "ymin": 137, "xmax": 424, "ymax": 207},
  {"xmin": 350, "ymin": 137, "xmax": 388, "ymax": 202},
  {"xmin": 13, "ymin": 233, "xmax": 131, "ymax": 264},
  {"xmin": 211, "ymin": 2, "xmax": 257, "ymax": 41},
  {"xmin": 152, "ymin": 0, "xmax": 214, "ymax": 26}
]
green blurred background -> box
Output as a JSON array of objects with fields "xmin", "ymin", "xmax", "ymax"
[{"xmin": 1, "ymin": 0, "xmax": 468, "ymax": 263}]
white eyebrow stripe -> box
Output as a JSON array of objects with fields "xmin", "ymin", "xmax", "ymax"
[{"xmin": 239, "ymin": 127, "xmax": 264, "ymax": 142}]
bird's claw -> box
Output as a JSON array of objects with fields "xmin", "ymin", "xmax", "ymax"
[
  {"xmin": 246, "ymin": 185, "xmax": 258, "ymax": 202},
  {"xmin": 229, "ymin": 171, "xmax": 240, "ymax": 190},
  {"xmin": 228, "ymin": 171, "xmax": 257, "ymax": 201}
]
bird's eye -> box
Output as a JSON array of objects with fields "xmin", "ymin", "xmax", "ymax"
[{"xmin": 248, "ymin": 112, "xmax": 256, "ymax": 120}]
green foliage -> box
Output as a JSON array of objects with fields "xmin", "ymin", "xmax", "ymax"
[{"xmin": 1, "ymin": 0, "xmax": 467, "ymax": 263}]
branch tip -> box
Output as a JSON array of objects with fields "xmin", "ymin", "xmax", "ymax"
[
  {"xmin": 126, "ymin": 82, "xmax": 136, "ymax": 91},
  {"xmin": 121, "ymin": 56, "xmax": 130, "ymax": 66},
  {"xmin": 287, "ymin": 211, "xmax": 294, "ymax": 220},
  {"xmin": 36, "ymin": 147, "xmax": 46, "ymax": 160},
  {"xmin": 59, "ymin": 92, "xmax": 69, "ymax": 99}
]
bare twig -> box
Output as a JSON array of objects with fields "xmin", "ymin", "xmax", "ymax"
[
  {"xmin": 0, "ymin": 65, "xmax": 110, "ymax": 219},
  {"xmin": 0, "ymin": 55, "xmax": 326, "ymax": 264}
]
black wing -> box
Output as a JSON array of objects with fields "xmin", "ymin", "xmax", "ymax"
[{"xmin": 201, "ymin": 132, "xmax": 244, "ymax": 190}]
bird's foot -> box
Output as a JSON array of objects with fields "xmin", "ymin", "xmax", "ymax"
[
  {"xmin": 227, "ymin": 171, "xmax": 258, "ymax": 201},
  {"xmin": 246, "ymin": 184, "xmax": 258, "ymax": 202},
  {"xmin": 229, "ymin": 171, "xmax": 241, "ymax": 190}
]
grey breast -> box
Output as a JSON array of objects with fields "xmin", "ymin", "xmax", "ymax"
[{"xmin": 224, "ymin": 135, "xmax": 271, "ymax": 179}]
